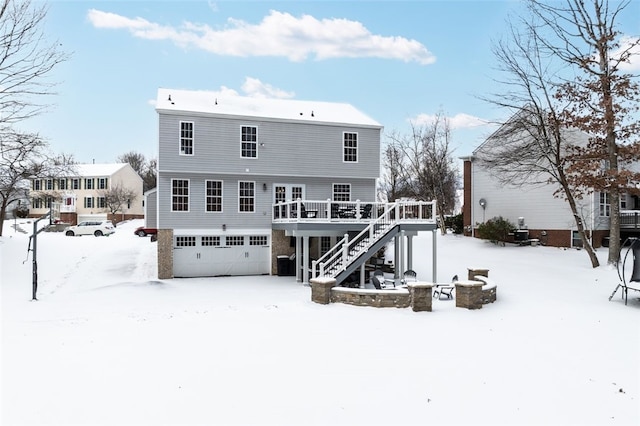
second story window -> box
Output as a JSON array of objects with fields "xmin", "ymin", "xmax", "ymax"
[
  {"xmin": 58, "ymin": 179, "xmax": 67, "ymax": 190},
  {"xmin": 241, "ymin": 126, "xmax": 257, "ymax": 158},
  {"xmin": 599, "ymin": 192, "xmax": 610, "ymax": 217},
  {"xmin": 98, "ymin": 178, "xmax": 108, "ymax": 189},
  {"xmin": 33, "ymin": 179, "xmax": 41, "ymax": 190},
  {"xmin": 172, "ymin": 179, "xmax": 189, "ymax": 212},
  {"xmin": 45, "ymin": 179, "xmax": 53, "ymax": 190},
  {"xmin": 333, "ymin": 183, "xmax": 351, "ymax": 201},
  {"xmin": 343, "ymin": 132, "xmax": 358, "ymax": 162},
  {"xmin": 85, "ymin": 178, "xmax": 94, "ymax": 190},
  {"xmin": 206, "ymin": 180, "xmax": 222, "ymax": 212},
  {"xmin": 239, "ymin": 181, "xmax": 255, "ymax": 212},
  {"xmin": 72, "ymin": 178, "xmax": 80, "ymax": 190},
  {"xmin": 180, "ymin": 121, "xmax": 194, "ymax": 155}
]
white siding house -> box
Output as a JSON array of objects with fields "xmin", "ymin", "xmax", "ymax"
[
  {"xmin": 463, "ymin": 117, "xmax": 640, "ymax": 248},
  {"xmin": 154, "ymin": 88, "xmax": 440, "ymax": 282},
  {"xmin": 29, "ymin": 163, "xmax": 144, "ymax": 225}
]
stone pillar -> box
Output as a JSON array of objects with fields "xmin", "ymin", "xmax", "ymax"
[
  {"xmin": 409, "ymin": 283, "xmax": 434, "ymax": 312},
  {"xmin": 157, "ymin": 229, "xmax": 174, "ymax": 280},
  {"xmin": 455, "ymin": 280, "xmax": 484, "ymax": 310},
  {"xmin": 467, "ymin": 268, "xmax": 489, "ymax": 280},
  {"xmin": 310, "ymin": 277, "xmax": 336, "ymax": 304}
]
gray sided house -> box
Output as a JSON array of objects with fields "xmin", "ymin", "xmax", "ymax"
[
  {"xmin": 155, "ymin": 88, "xmax": 438, "ymax": 284},
  {"xmin": 463, "ymin": 116, "xmax": 640, "ymax": 248}
]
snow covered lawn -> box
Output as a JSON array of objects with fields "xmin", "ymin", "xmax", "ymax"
[{"xmin": 1, "ymin": 219, "xmax": 638, "ymax": 425}]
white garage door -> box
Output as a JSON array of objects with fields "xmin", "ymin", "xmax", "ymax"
[{"xmin": 173, "ymin": 234, "xmax": 270, "ymax": 278}]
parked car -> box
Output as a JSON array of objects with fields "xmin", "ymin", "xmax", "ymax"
[
  {"xmin": 65, "ymin": 220, "xmax": 115, "ymax": 237},
  {"xmin": 134, "ymin": 226, "xmax": 158, "ymax": 237}
]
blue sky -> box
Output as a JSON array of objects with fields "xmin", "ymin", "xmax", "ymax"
[{"xmin": 22, "ymin": 0, "xmax": 640, "ymax": 165}]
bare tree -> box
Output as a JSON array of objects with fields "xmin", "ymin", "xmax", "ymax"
[
  {"xmin": 523, "ymin": 0, "xmax": 640, "ymax": 264},
  {"xmin": 0, "ymin": 130, "xmax": 73, "ymax": 236},
  {"xmin": 118, "ymin": 151, "xmax": 156, "ymax": 192},
  {"xmin": 99, "ymin": 183, "xmax": 137, "ymax": 217},
  {"xmin": 385, "ymin": 114, "xmax": 460, "ymax": 233},
  {"xmin": 479, "ymin": 20, "xmax": 601, "ymax": 267},
  {"xmin": 117, "ymin": 151, "xmax": 146, "ymax": 175},
  {"xmin": 379, "ymin": 143, "xmax": 411, "ymax": 202},
  {"xmin": 0, "ymin": 0, "xmax": 69, "ymax": 125},
  {"xmin": 142, "ymin": 157, "xmax": 157, "ymax": 193}
]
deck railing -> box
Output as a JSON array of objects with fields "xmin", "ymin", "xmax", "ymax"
[
  {"xmin": 272, "ymin": 199, "xmax": 436, "ymax": 224},
  {"xmin": 621, "ymin": 210, "xmax": 640, "ymax": 229}
]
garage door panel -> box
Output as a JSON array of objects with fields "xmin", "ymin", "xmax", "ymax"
[{"xmin": 173, "ymin": 234, "xmax": 270, "ymax": 278}]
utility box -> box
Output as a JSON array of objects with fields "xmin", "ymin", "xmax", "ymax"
[{"xmin": 277, "ymin": 255, "xmax": 295, "ymax": 276}]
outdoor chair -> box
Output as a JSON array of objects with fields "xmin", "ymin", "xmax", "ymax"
[
  {"xmin": 402, "ymin": 269, "xmax": 418, "ymax": 283},
  {"xmin": 361, "ymin": 204, "xmax": 373, "ymax": 219},
  {"xmin": 434, "ymin": 275, "xmax": 457, "ymax": 299},
  {"xmin": 371, "ymin": 275, "xmax": 394, "ymax": 290},
  {"xmin": 331, "ymin": 203, "xmax": 341, "ymax": 219}
]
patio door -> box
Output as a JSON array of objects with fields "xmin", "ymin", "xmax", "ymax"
[{"xmin": 274, "ymin": 184, "xmax": 305, "ymax": 203}]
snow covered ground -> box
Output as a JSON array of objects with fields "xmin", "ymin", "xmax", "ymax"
[{"xmin": 1, "ymin": 218, "xmax": 638, "ymax": 425}]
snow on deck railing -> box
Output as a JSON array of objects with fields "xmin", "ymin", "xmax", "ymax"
[{"xmin": 272, "ymin": 199, "xmax": 436, "ymax": 223}]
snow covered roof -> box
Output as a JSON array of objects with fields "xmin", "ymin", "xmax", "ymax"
[
  {"xmin": 74, "ymin": 163, "xmax": 128, "ymax": 177},
  {"xmin": 155, "ymin": 88, "xmax": 382, "ymax": 128}
]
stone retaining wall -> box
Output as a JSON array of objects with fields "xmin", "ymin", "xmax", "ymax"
[
  {"xmin": 331, "ymin": 287, "xmax": 411, "ymax": 308},
  {"xmin": 311, "ymin": 278, "xmax": 433, "ymax": 312},
  {"xmin": 482, "ymin": 285, "xmax": 497, "ymax": 304}
]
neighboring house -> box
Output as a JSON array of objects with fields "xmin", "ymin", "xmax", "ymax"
[
  {"xmin": 154, "ymin": 88, "xmax": 438, "ymax": 282},
  {"xmin": 29, "ymin": 163, "xmax": 144, "ymax": 225},
  {"xmin": 462, "ymin": 119, "xmax": 640, "ymax": 248}
]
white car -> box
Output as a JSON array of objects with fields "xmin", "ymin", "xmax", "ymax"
[{"xmin": 65, "ymin": 220, "xmax": 115, "ymax": 237}]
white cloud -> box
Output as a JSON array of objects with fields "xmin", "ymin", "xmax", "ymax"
[
  {"xmin": 411, "ymin": 112, "xmax": 489, "ymax": 130},
  {"xmin": 613, "ymin": 35, "xmax": 640, "ymax": 71},
  {"xmin": 86, "ymin": 9, "xmax": 436, "ymax": 65},
  {"xmin": 241, "ymin": 77, "xmax": 295, "ymax": 99}
]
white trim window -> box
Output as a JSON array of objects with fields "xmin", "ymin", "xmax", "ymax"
[
  {"xmin": 333, "ymin": 183, "xmax": 351, "ymax": 201},
  {"xmin": 98, "ymin": 177, "xmax": 108, "ymax": 190},
  {"xmin": 84, "ymin": 197, "xmax": 94, "ymax": 208},
  {"xmin": 45, "ymin": 179, "xmax": 53, "ymax": 190},
  {"xmin": 72, "ymin": 178, "xmax": 80, "ymax": 190},
  {"xmin": 85, "ymin": 178, "xmax": 95, "ymax": 190},
  {"xmin": 239, "ymin": 181, "xmax": 255, "ymax": 212},
  {"xmin": 206, "ymin": 180, "xmax": 223, "ymax": 212},
  {"xmin": 97, "ymin": 197, "xmax": 106, "ymax": 208},
  {"xmin": 180, "ymin": 121, "xmax": 194, "ymax": 155},
  {"xmin": 241, "ymin": 126, "xmax": 258, "ymax": 158},
  {"xmin": 58, "ymin": 178, "xmax": 68, "ymax": 190},
  {"xmin": 599, "ymin": 192, "xmax": 610, "ymax": 217},
  {"xmin": 33, "ymin": 179, "xmax": 41, "ymax": 190},
  {"xmin": 172, "ymin": 179, "xmax": 189, "ymax": 212},
  {"xmin": 343, "ymin": 132, "xmax": 358, "ymax": 163}
]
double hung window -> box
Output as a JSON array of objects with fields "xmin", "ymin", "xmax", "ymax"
[
  {"xmin": 172, "ymin": 179, "xmax": 189, "ymax": 211},
  {"xmin": 599, "ymin": 193, "xmax": 610, "ymax": 217},
  {"xmin": 343, "ymin": 132, "xmax": 358, "ymax": 163},
  {"xmin": 239, "ymin": 181, "xmax": 255, "ymax": 212},
  {"xmin": 206, "ymin": 180, "xmax": 223, "ymax": 212},
  {"xmin": 333, "ymin": 184, "xmax": 351, "ymax": 201},
  {"xmin": 180, "ymin": 121, "xmax": 194, "ymax": 155},
  {"xmin": 241, "ymin": 126, "xmax": 257, "ymax": 158}
]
